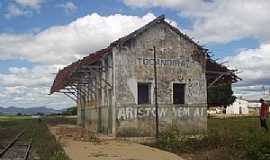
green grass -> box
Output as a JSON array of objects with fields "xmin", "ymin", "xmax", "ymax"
[
  {"xmin": 0, "ymin": 115, "xmax": 32, "ymax": 121},
  {"xmin": 3, "ymin": 115, "xmax": 269, "ymax": 160},
  {"xmin": 0, "ymin": 116, "xmax": 72, "ymax": 160},
  {"xmin": 152, "ymin": 117, "xmax": 270, "ymax": 160}
]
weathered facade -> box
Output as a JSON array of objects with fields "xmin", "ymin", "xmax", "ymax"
[
  {"xmin": 112, "ymin": 17, "xmax": 207, "ymax": 136},
  {"xmin": 50, "ymin": 15, "xmax": 239, "ymax": 137}
]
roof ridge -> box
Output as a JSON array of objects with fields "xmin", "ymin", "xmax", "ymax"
[
  {"xmin": 110, "ymin": 14, "xmax": 165, "ymax": 47},
  {"xmin": 109, "ymin": 14, "xmax": 208, "ymax": 54}
]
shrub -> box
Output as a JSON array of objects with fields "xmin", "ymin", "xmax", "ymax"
[
  {"xmin": 246, "ymin": 131, "xmax": 270, "ymax": 160},
  {"xmin": 50, "ymin": 151, "xmax": 67, "ymax": 160}
]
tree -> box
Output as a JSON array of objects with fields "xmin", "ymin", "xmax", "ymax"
[
  {"xmin": 63, "ymin": 107, "xmax": 77, "ymax": 115},
  {"xmin": 207, "ymin": 84, "xmax": 236, "ymax": 108}
]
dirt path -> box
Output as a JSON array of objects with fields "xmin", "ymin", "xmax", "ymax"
[{"xmin": 49, "ymin": 125, "xmax": 184, "ymax": 160}]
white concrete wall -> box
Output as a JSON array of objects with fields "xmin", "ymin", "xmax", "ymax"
[
  {"xmin": 248, "ymin": 102, "xmax": 260, "ymax": 108},
  {"xmin": 226, "ymin": 99, "xmax": 249, "ymax": 115}
]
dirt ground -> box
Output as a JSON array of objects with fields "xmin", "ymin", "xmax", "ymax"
[{"xmin": 48, "ymin": 124, "xmax": 185, "ymax": 160}]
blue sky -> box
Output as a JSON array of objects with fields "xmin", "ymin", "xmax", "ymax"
[
  {"xmin": 0, "ymin": 0, "xmax": 269, "ymax": 108},
  {"xmin": 1, "ymin": 0, "xmax": 258, "ymax": 57}
]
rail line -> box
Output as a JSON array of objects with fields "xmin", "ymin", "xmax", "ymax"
[{"xmin": 0, "ymin": 131, "xmax": 31, "ymax": 160}]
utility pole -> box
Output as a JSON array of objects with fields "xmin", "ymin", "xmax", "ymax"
[
  {"xmin": 153, "ymin": 46, "xmax": 159, "ymax": 139},
  {"xmin": 262, "ymin": 86, "xmax": 267, "ymax": 99},
  {"xmin": 268, "ymin": 88, "xmax": 270, "ymax": 101}
]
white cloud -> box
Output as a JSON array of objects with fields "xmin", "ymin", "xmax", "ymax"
[
  {"xmin": 0, "ymin": 65, "xmax": 60, "ymax": 88},
  {"xmin": 57, "ymin": 1, "xmax": 77, "ymax": 14},
  {"xmin": 225, "ymin": 43, "xmax": 270, "ymax": 82},
  {"xmin": 0, "ymin": 85, "xmax": 73, "ymax": 109},
  {"xmin": 0, "ymin": 13, "xmax": 157, "ymax": 65},
  {"xmin": 4, "ymin": 0, "xmax": 43, "ymax": 19},
  {"xmin": 0, "ymin": 65, "xmax": 72, "ymax": 109},
  {"xmin": 123, "ymin": 0, "xmax": 270, "ymax": 44},
  {"xmin": 233, "ymin": 85, "xmax": 270, "ymax": 100},
  {"xmin": 0, "ymin": 13, "xmax": 164, "ymax": 108},
  {"xmin": 223, "ymin": 43, "xmax": 270, "ymax": 100},
  {"xmin": 14, "ymin": 0, "xmax": 43, "ymax": 10},
  {"xmin": 123, "ymin": 0, "xmax": 206, "ymax": 10},
  {"xmin": 5, "ymin": 3, "xmax": 32, "ymax": 19}
]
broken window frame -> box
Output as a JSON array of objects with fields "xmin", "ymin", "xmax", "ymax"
[
  {"xmin": 172, "ymin": 83, "xmax": 185, "ymax": 105},
  {"xmin": 137, "ymin": 82, "xmax": 152, "ymax": 105}
]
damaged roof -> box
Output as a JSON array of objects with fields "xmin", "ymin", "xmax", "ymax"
[
  {"xmin": 206, "ymin": 57, "xmax": 241, "ymax": 88},
  {"xmin": 50, "ymin": 47, "xmax": 112, "ymax": 94}
]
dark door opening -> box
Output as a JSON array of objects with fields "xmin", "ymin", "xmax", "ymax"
[
  {"xmin": 138, "ymin": 83, "xmax": 151, "ymax": 104},
  {"xmin": 173, "ymin": 83, "xmax": 185, "ymax": 104}
]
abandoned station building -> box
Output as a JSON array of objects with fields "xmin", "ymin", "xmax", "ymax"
[{"xmin": 50, "ymin": 15, "xmax": 239, "ymax": 137}]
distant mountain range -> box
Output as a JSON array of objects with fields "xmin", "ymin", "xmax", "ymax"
[{"xmin": 0, "ymin": 106, "xmax": 65, "ymax": 115}]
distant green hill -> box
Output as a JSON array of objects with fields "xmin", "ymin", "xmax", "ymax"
[{"xmin": 0, "ymin": 106, "xmax": 64, "ymax": 115}]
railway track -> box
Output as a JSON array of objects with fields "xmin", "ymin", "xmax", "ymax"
[{"xmin": 0, "ymin": 131, "xmax": 31, "ymax": 160}]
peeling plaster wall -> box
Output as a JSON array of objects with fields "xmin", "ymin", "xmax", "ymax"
[
  {"xmin": 77, "ymin": 54, "xmax": 114, "ymax": 135},
  {"xmin": 116, "ymin": 104, "xmax": 207, "ymax": 136},
  {"xmin": 113, "ymin": 22, "xmax": 207, "ymax": 136}
]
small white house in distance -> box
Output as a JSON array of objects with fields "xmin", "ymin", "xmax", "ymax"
[
  {"xmin": 248, "ymin": 100, "xmax": 261, "ymax": 115},
  {"xmin": 226, "ymin": 98, "xmax": 249, "ymax": 115}
]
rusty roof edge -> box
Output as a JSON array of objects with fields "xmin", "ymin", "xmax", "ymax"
[
  {"xmin": 206, "ymin": 57, "xmax": 242, "ymax": 83},
  {"xmin": 50, "ymin": 47, "xmax": 112, "ymax": 94}
]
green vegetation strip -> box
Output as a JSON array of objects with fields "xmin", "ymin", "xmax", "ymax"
[
  {"xmin": 150, "ymin": 117, "xmax": 270, "ymax": 160},
  {"xmin": 0, "ymin": 116, "xmax": 72, "ymax": 160}
]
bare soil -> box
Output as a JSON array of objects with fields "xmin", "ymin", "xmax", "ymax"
[{"xmin": 49, "ymin": 124, "xmax": 185, "ymax": 160}]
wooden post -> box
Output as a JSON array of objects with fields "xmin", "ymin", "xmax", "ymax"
[{"xmin": 153, "ymin": 46, "xmax": 159, "ymax": 139}]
